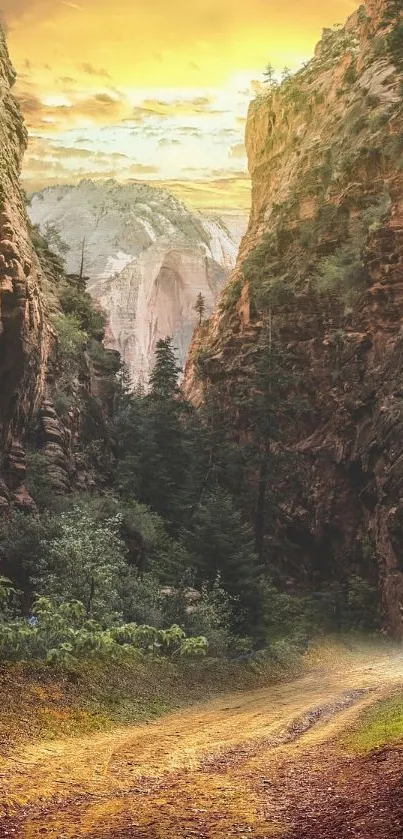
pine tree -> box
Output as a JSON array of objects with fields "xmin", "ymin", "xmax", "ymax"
[
  {"xmin": 263, "ymin": 62, "xmax": 276, "ymax": 86},
  {"xmin": 149, "ymin": 337, "xmax": 181, "ymax": 399},
  {"xmin": 194, "ymin": 292, "xmax": 206, "ymax": 325},
  {"xmin": 186, "ymin": 489, "xmax": 262, "ymax": 633},
  {"xmin": 118, "ymin": 337, "xmax": 201, "ymax": 533}
]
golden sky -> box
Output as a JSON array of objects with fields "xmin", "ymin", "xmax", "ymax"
[{"xmin": 2, "ymin": 0, "xmax": 357, "ymax": 209}]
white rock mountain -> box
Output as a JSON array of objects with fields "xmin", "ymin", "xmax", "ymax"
[{"xmin": 29, "ymin": 180, "xmax": 246, "ymax": 384}]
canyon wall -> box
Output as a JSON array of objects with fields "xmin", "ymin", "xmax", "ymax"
[
  {"xmin": 29, "ymin": 181, "xmax": 244, "ymax": 384},
  {"xmin": 0, "ymin": 26, "xmax": 49, "ymax": 509},
  {"xmin": 0, "ymin": 31, "xmax": 123, "ymax": 509},
  {"xmin": 185, "ymin": 0, "xmax": 403, "ymax": 638}
]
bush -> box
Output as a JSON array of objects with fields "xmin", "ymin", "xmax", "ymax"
[
  {"xmin": 219, "ymin": 278, "xmax": 243, "ymax": 313},
  {"xmin": 0, "ymin": 596, "xmax": 208, "ymax": 666},
  {"xmin": 34, "ymin": 506, "xmax": 128, "ymax": 623},
  {"xmin": 0, "ymin": 511, "xmax": 58, "ymax": 599},
  {"xmin": 53, "ymin": 313, "xmax": 86, "ymax": 364},
  {"xmin": 388, "ymin": 21, "xmax": 403, "ymax": 67},
  {"xmin": 312, "ymin": 240, "xmax": 366, "ymax": 303},
  {"xmin": 25, "ymin": 451, "xmax": 59, "ymax": 511}
]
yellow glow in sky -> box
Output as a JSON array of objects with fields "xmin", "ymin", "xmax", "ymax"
[{"xmin": 2, "ymin": 0, "xmax": 358, "ymax": 208}]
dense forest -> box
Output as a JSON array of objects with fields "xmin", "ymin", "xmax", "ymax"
[{"xmin": 0, "ymin": 230, "xmax": 380, "ymax": 670}]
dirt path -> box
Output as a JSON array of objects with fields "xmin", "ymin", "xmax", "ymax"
[{"xmin": 1, "ymin": 650, "xmax": 402, "ymax": 838}]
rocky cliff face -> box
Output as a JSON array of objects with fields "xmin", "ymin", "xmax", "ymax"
[
  {"xmin": 29, "ymin": 181, "xmax": 243, "ymax": 384},
  {"xmin": 0, "ymin": 27, "xmax": 49, "ymax": 509},
  {"xmin": 0, "ymin": 29, "xmax": 122, "ymax": 510},
  {"xmin": 185, "ymin": 0, "xmax": 403, "ymax": 638}
]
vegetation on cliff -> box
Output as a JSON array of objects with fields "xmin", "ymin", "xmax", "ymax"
[{"xmin": 184, "ymin": 0, "xmax": 403, "ymax": 641}]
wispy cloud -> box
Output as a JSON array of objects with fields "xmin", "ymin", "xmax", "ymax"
[{"xmin": 60, "ymin": 1, "xmax": 82, "ymax": 10}]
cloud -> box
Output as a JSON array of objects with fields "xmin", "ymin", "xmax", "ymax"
[
  {"xmin": 130, "ymin": 96, "xmax": 216, "ymax": 120},
  {"xmin": 158, "ymin": 138, "xmax": 181, "ymax": 147},
  {"xmin": 79, "ymin": 62, "xmax": 111, "ymax": 79},
  {"xmin": 129, "ymin": 163, "xmax": 160, "ymax": 174},
  {"xmin": 15, "ymin": 82, "xmax": 127, "ymax": 131},
  {"xmin": 60, "ymin": 1, "xmax": 82, "ymax": 10}
]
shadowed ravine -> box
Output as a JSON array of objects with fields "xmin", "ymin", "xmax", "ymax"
[{"xmin": 1, "ymin": 651, "xmax": 403, "ymax": 838}]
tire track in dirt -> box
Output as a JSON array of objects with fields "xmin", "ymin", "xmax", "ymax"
[
  {"xmin": 199, "ymin": 688, "xmax": 371, "ymax": 772},
  {"xmin": 0, "ymin": 651, "xmax": 402, "ymax": 839}
]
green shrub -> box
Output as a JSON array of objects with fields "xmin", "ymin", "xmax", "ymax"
[
  {"xmin": 219, "ymin": 278, "xmax": 243, "ymax": 313},
  {"xmin": 34, "ymin": 505, "xmax": 128, "ymax": 622},
  {"xmin": 312, "ymin": 240, "xmax": 366, "ymax": 303},
  {"xmin": 366, "ymin": 93, "xmax": 381, "ymax": 108},
  {"xmin": 53, "ymin": 313, "xmax": 86, "ymax": 363},
  {"xmin": 0, "ymin": 596, "xmax": 208, "ymax": 666},
  {"xmin": 388, "ymin": 21, "xmax": 403, "ymax": 67},
  {"xmin": 353, "ymin": 115, "xmax": 369, "ymax": 134},
  {"xmin": 26, "ymin": 451, "xmax": 57, "ymax": 511},
  {"xmin": 312, "ymin": 195, "xmax": 391, "ymax": 304},
  {"xmin": 344, "ymin": 65, "xmax": 357, "ymax": 85},
  {"xmin": 371, "ymin": 35, "xmax": 387, "ymax": 59}
]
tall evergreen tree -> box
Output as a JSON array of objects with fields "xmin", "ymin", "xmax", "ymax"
[
  {"xmin": 194, "ymin": 293, "xmax": 206, "ymax": 325},
  {"xmin": 149, "ymin": 337, "xmax": 181, "ymax": 399},
  {"xmin": 186, "ymin": 488, "xmax": 262, "ymax": 634},
  {"xmin": 117, "ymin": 337, "xmax": 203, "ymax": 533}
]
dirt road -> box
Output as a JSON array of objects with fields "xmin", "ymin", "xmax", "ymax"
[{"xmin": 1, "ymin": 648, "xmax": 403, "ymax": 838}]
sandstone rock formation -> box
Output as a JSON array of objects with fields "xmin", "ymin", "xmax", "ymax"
[
  {"xmin": 0, "ymin": 30, "xmax": 124, "ymax": 508},
  {"xmin": 185, "ymin": 0, "xmax": 403, "ymax": 638},
  {"xmin": 29, "ymin": 181, "xmax": 244, "ymax": 384},
  {"xmin": 0, "ymin": 27, "xmax": 49, "ymax": 509}
]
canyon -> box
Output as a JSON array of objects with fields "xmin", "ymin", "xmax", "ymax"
[
  {"xmin": 2, "ymin": 0, "xmax": 403, "ymax": 638},
  {"xmin": 29, "ymin": 181, "xmax": 246, "ymax": 385}
]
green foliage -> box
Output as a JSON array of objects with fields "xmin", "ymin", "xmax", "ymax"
[
  {"xmin": 262, "ymin": 62, "xmax": 276, "ymax": 87},
  {"xmin": 194, "ymin": 292, "xmax": 206, "ymax": 325},
  {"xmin": 347, "ymin": 575, "xmax": 380, "ymax": 631},
  {"xmin": 344, "ymin": 64, "xmax": 357, "ymax": 85},
  {"xmin": 312, "ymin": 196, "xmax": 391, "ymax": 304},
  {"xmin": 303, "ymin": 573, "xmax": 380, "ymax": 635},
  {"xmin": 59, "ymin": 279, "xmax": 106, "ymax": 338},
  {"xmin": 284, "ymin": 85, "xmax": 309, "ymax": 109},
  {"xmin": 352, "ymin": 115, "xmax": 369, "ymax": 134},
  {"xmin": 0, "ymin": 576, "xmax": 17, "ymax": 619},
  {"xmin": 219, "ymin": 278, "xmax": 243, "ymax": 313},
  {"xmin": 116, "ymin": 341, "xmax": 205, "ymax": 533},
  {"xmin": 387, "ymin": 21, "xmax": 403, "ymax": 67},
  {"xmin": 149, "ymin": 337, "xmax": 181, "ymax": 399},
  {"xmin": 0, "ymin": 596, "xmax": 208, "ymax": 666},
  {"xmin": 371, "ymin": 35, "xmax": 387, "ymax": 59},
  {"xmin": 52, "ymin": 313, "xmax": 86, "ymax": 363},
  {"xmin": 182, "ymin": 577, "xmax": 238, "ymax": 657},
  {"xmin": 0, "ymin": 511, "xmax": 56, "ymax": 598},
  {"xmin": 343, "ymin": 695, "xmax": 403, "ymax": 754},
  {"xmin": 25, "ymin": 451, "xmax": 59, "ymax": 512},
  {"xmin": 34, "ymin": 506, "xmax": 128, "ymax": 622},
  {"xmin": 42, "ymin": 223, "xmax": 70, "ymax": 257},
  {"xmin": 311, "ymin": 239, "xmax": 366, "ymax": 303},
  {"xmin": 185, "ymin": 489, "xmax": 262, "ymax": 634}
]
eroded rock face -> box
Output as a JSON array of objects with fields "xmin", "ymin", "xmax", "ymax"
[
  {"xmin": 29, "ymin": 180, "xmax": 245, "ymax": 384},
  {"xmin": 184, "ymin": 0, "xmax": 403, "ymax": 637},
  {"xmin": 0, "ymin": 27, "xmax": 48, "ymax": 508}
]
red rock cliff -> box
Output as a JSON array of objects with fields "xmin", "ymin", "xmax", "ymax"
[
  {"xmin": 0, "ymin": 27, "xmax": 49, "ymax": 508},
  {"xmin": 184, "ymin": 0, "xmax": 403, "ymax": 638}
]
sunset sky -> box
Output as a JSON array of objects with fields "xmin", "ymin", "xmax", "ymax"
[{"xmin": 1, "ymin": 0, "xmax": 357, "ymax": 209}]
